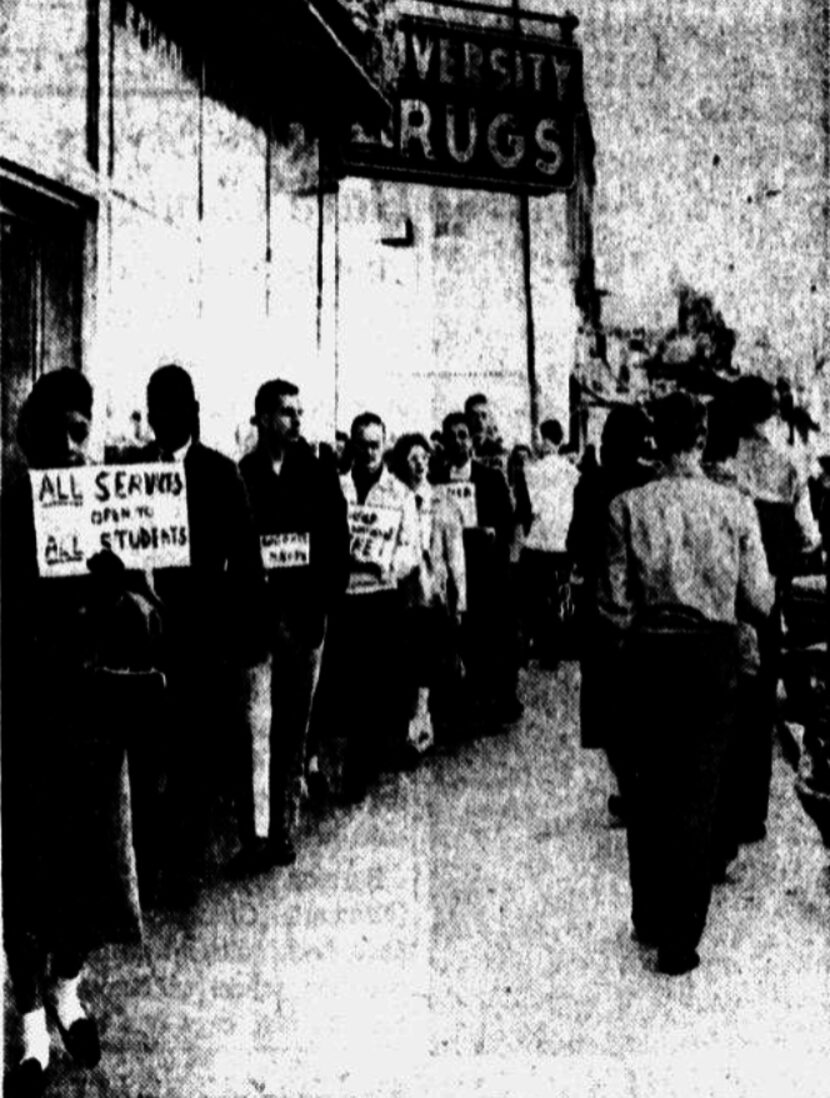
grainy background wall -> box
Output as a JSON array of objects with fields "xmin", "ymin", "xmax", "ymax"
[{"xmin": 1, "ymin": 0, "xmax": 828, "ymax": 454}]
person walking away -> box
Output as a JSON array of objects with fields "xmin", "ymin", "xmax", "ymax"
[
  {"xmin": 733, "ymin": 375, "xmax": 822, "ymax": 840},
  {"xmin": 521, "ymin": 419, "xmax": 580, "ymax": 668},
  {"xmin": 703, "ymin": 392, "xmax": 769, "ymax": 853},
  {"xmin": 230, "ymin": 379, "xmax": 349, "ymax": 874},
  {"xmin": 568, "ymin": 405, "xmax": 654, "ymax": 822},
  {"xmin": 597, "ymin": 392, "xmax": 773, "ymax": 975}
]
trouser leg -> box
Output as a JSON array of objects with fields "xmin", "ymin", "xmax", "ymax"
[
  {"xmin": 158, "ymin": 659, "xmax": 227, "ymax": 886},
  {"xmin": 626, "ymin": 630, "xmax": 737, "ymax": 954},
  {"xmin": 5, "ymin": 933, "xmax": 46, "ymax": 1014},
  {"xmin": 269, "ymin": 627, "xmax": 324, "ymax": 842},
  {"xmin": 233, "ymin": 659, "xmax": 271, "ymax": 848},
  {"xmin": 736, "ymin": 670, "xmax": 774, "ymax": 835}
]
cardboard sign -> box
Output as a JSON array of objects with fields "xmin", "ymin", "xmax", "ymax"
[
  {"xmin": 440, "ymin": 482, "xmax": 479, "ymax": 528},
  {"xmin": 348, "ymin": 503, "xmax": 403, "ymax": 573},
  {"xmin": 29, "ymin": 464, "xmax": 190, "ymax": 578},
  {"xmin": 260, "ymin": 532, "xmax": 310, "ymax": 570}
]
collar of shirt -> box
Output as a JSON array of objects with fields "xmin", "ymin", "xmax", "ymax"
[
  {"xmin": 448, "ymin": 461, "xmax": 472, "ymax": 482},
  {"xmin": 158, "ymin": 440, "xmax": 191, "ymax": 464},
  {"xmin": 414, "ymin": 482, "xmax": 433, "ymax": 509}
]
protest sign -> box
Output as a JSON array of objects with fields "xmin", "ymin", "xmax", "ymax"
[
  {"xmin": 440, "ymin": 481, "xmax": 479, "ymax": 528},
  {"xmin": 348, "ymin": 503, "xmax": 403, "ymax": 573},
  {"xmin": 29, "ymin": 463, "xmax": 190, "ymax": 578},
  {"xmin": 260, "ymin": 532, "xmax": 310, "ymax": 570}
]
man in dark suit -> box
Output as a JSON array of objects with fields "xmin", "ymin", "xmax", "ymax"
[
  {"xmin": 133, "ymin": 364, "xmax": 266, "ymax": 904},
  {"xmin": 433, "ymin": 411, "xmax": 522, "ymax": 729},
  {"xmin": 229, "ymin": 379, "xmax": 349, "ymax": 874}
]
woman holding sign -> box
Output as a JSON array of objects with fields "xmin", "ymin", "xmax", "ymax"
[{"xmin": 2, "ymin": 371, "xmax": 161, "ymax": 1097}]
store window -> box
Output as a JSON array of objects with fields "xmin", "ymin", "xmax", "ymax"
[{"xmin": 0, "ymin": 175, "xmax": 88, "ymax": 478}]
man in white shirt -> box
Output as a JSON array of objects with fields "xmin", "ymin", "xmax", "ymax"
[
  {"xmin": 320, "ymin": 412, "xmax": 420, "ymax": 800},
  {"xmin": 521, "ymin": 418, "xmax": 580, "ymax": 667}
]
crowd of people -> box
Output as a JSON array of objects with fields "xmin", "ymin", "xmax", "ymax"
[{"xmin": 2, "ymin": 363, "xmax": 828, "ymax": 1094}]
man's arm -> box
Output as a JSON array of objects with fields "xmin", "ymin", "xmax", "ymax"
[
  {"xmin": 596, "ymin": 497, "xmax": 635, "ymax": 633},
  {"xmin": 738, "ymin": 496, "xmax": 775, "ymax": 623},
  {"xmin": 793, "ymin": 481, "xmax": 822, "ymax": 553},
  {"xmin": 225, "ymin": 462, "xmax": 268, "ymax": 664},
  {"xmin": 392, "ymin": 489, "xmax": 421, "ymax": 585}
]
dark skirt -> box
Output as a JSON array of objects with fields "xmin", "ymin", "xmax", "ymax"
[{"xmin": 3, "ymin": 667, "xmax": 145, "ymax": 958}]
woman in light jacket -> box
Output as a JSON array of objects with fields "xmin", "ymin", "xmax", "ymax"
[{"xmin": 392, "ymin": 433, "xmax": 467, "ymax": 749}]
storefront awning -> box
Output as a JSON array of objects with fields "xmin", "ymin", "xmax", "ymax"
[{"xmin": 117, "ymin": 0, "xmax": 390, "ymax": 130}]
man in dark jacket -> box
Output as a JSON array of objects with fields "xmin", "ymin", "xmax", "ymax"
[
  {"xmin": 433, "ymin": 411, "xmax": 521, "ymax": 728},
  {"xmin": 230, "ymin": 379, "xmax": 349, "ymax": 873},
  {"xmin": 133, "ymin": 364, "xmax": 266, "ymax": 904}
]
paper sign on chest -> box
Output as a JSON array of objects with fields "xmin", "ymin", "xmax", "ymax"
[
  {"xmin": 260, "ymin": 532, "xmax": 310, "ymax": 570},
  {"xmin": 347, "ymin": 503, "xmax": 403, "ymax": 573},
  {"xmin": 30, "ymin": 464, "xmax": 191, "ymax": 578},
  {"xmin": 440, "ymin": 482, "xmax": 479, "ymax": 529}
]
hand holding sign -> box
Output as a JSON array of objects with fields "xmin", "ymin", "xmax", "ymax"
[{"xmin": 30, "ymin": 464, "xmax": 191, "ymax": 578}]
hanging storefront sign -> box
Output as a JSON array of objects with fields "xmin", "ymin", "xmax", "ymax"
[{"xmin": 341, "ymin": 15, "xmax": 581, "ymax": 193}]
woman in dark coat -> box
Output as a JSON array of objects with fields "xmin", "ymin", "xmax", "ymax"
[
  {"xmin": 2, "ymin": 371, "xmax": 161, "ymax": 1097},
  {"xmin": 568, "ymin": 406, "xmax": 654, "ymax": 820}
]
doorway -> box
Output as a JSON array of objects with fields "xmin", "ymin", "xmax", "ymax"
[{"xmin": 0, "ymin": 173, "xmax": 89, "ymax": 480}]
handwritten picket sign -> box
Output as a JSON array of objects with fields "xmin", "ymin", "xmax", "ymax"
[
  {"xmin": 347, "ymin": 503, "xmax": 403, "ymax": 573},
  {"xmin": 440, "ymin": 482, "xmax": 479, "ymax": 528},
  {"xmin": 260, "ymin": 532, "xmax": 310, "ymax": 570},
  {"xmin": 29, "ymin": 463, "xmax": 190, "ymax": 578}
]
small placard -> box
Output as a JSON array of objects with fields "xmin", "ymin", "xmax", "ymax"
[
  {"xmin": 440, "ymin": 482, "xmax": 479, "ymax": 528},
  {"xmin": 348, "ymin": 503, "xmax": 403, "ymax": 573},
  {"xmin": 260, "ymin": 532, "xmax": 310, "ymax": 570},
  {"xmin": 29, "ymin": 464, "xmax": 190, "ymax": 578}
]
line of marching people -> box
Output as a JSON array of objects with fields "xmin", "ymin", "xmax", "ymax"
[{"xmin": 1, "ymin": 368, "xmax": 536, "ymax": 1096}]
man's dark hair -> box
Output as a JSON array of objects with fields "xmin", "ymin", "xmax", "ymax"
[
  {"xmin": 703, "ymin": 392, "xmax": 741, "ymax": 464},
  {"xmin": 732, "ymin": 375, "xmax": 776, "ymax": 433},
  {"xmin": 464, "ymin": 393, "xmax": 488, "ymax": 416},
  {"xmin": 600, "ymin": 405, "xmax": 651, "ymax": 468},
  {"xmin": 442, "ymin": 411, "xmax": 470, "ymax": 436},
  {"xmin": 147, "ymin": 363, "xmax": 196, "ymax": 409},
  {"xmin": 651, "ymin": 392, "xmax": 707, "ymax": 457},
  {"xmin": 390, "ymin": 432, "xmax": 431, "ymax": 481},
  {"xmin": 351, "ymin": 411, "xmax": 385, "ymax": 439},
  {"xmin": 540, "ymin": 418, "xmax": 564, "ymax": 446},
  {"xmin": 254, "ymin": 378, "xmax": 300, "ymax": 418}
]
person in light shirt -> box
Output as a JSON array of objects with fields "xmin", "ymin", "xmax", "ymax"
[
  {"xmin": 521, "ymin": 418, "xmax": 580, "ymax": 668},
  {"xmin": 323, "ymin": 412, "xmax": 420, "ymax": 800},
  {"xmin": 733, "ymin": 375, "xmax": 821, "ymax": 562},
  {"xmin": 391, "ymin": 432, "xmax": 467, "ymax": 749},
  {"xmin": 598, "ymin": 392, "xmax": 774, "ymax": 976}
]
